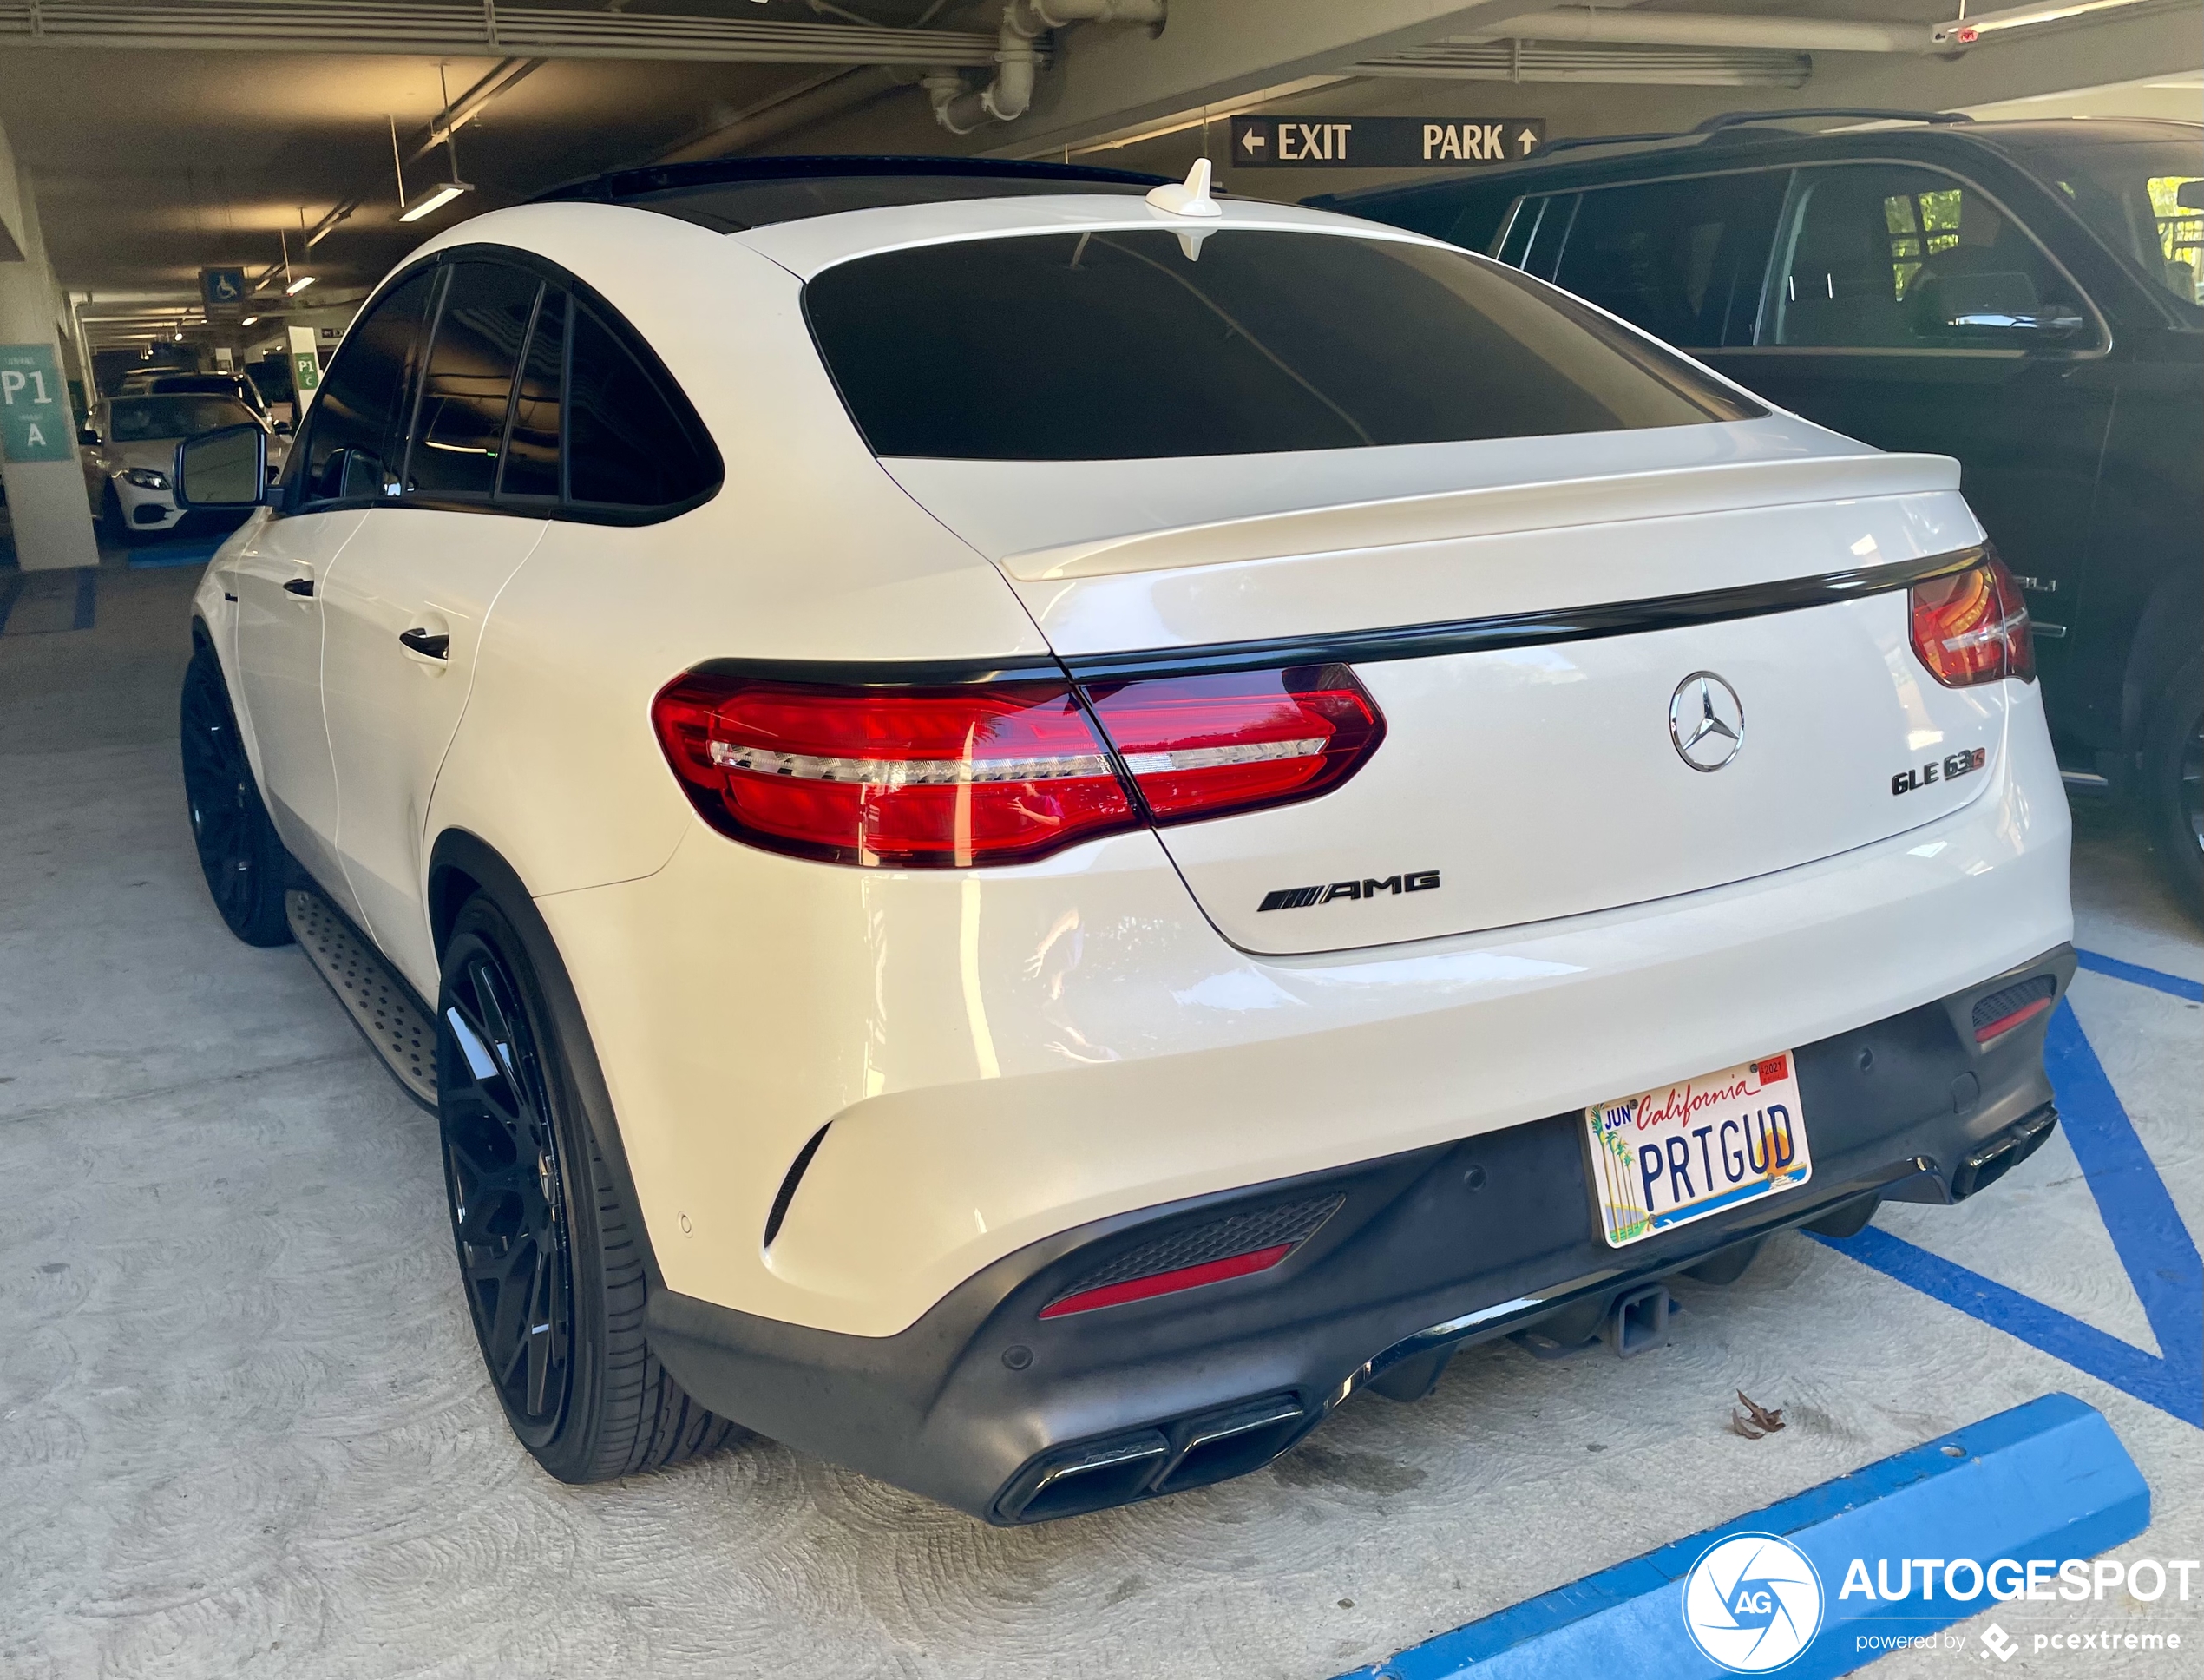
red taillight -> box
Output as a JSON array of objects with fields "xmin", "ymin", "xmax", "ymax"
[
  {"xmin": 651, "ymin": 675, "xmax": 1138, "ymax": 868},
  {"xmin": 1910, "ymin": 553, "xmax": 2035, "ymax": 687},
  {"xmin": 653, "ymin": 661, "xmax": 1387, "ymax": 866},
  {"xmin": 1084, "ymin": 663, "xmax": 1386, "ymax": 825}
]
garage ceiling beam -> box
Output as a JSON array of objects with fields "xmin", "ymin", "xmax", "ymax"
[{"xmin": 0, "ymin": 1, "xmax": 1008, "ymax": 67}]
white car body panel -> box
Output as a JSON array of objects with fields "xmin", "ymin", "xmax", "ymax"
[
  {"xmin": 216, "ymin": 505, "xmax": 370, "ymax": 917},
  {"xmin": 540, "ymin": 686, "xmax": 2065, "ymax": 1337},
  {"xmin": 187, "ymin": 194, "xmax": 2074, "ymax": 1352},
  {"xmin": 321, "ymin": 509, "xmax": 549, "ymax": 993}
]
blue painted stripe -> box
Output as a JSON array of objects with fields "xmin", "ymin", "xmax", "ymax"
[
  {"xmin": 1811, "ymin": 1226, "xmax": 2195, "ymax": 1423},
  {"xmin": 1813, "ymin": 1001, "xmax": 2203, "ymax": 1427},
  {"xmin": 2076, "ymin": 948, "xmax": 2204, "ymax": 1003},
  {"xmin": 70, "ymin": 566, "xmax": 96, "ymax": 630},
  {"xmin": 1344, "ymin": 1395, "xmax": 2148, "ymax": 1680}
]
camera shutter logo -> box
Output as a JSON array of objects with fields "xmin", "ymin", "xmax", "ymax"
[{"xmin": 1681, "ymin": 1532, "xmax": 1824, "ymax": 1672}]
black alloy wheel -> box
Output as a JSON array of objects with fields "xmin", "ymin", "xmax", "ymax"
[
  {"xmin": 436, "ymin": 894, "xmax": 738, "ymax": 1481},
  {"xmin": 178, "ymin": 643, "xmax": 292, "ymax": 946},
  {"xmin": 440, "ymin": 930, "xmax": 575, "ymax": 1448}
]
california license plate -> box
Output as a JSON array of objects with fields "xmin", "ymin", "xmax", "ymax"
[{"xmin": 1584, "ymin": 1053, "xmax": 1812, "ymax": 1247}]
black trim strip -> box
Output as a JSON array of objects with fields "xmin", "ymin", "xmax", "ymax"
[
  {"xmin": 1063, "ymin": 545, "xmax": 1986, "ymax": 679},
  {"xmin": 682, "ymin": 655, "xmax": 1066, "ymax": 688}
]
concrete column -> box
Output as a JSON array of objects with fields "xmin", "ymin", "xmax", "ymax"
[{"xmin": 0, "ymin": 118, "xmax": 99, "ymax": 573}]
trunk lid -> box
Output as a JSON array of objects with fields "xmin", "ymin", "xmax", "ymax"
[{"xmin": 885, "ymin": 420, "xmax": 2006, "ymax": 954}]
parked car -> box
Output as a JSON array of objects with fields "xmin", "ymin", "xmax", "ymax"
[
  {"xmin": 1321, "ymin": 113, "xmax": 2204, "ymax": 907},
  {"xmin": 172, "ymin": 156, "xmax": 2074, "ymax": 1523},
  {"xmin": 79, "ymin": 390, "xmax": 282, "ymax": 542},
  {"xmin": 119, "ymin": 367, "xmax": 278, "ymax": 425}
]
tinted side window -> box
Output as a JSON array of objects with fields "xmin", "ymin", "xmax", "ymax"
[
  {"xmin": 1771, "ymin": 165, "xmax": 2089, "ymax": 349},
  {"xmin": 498, "ymin": 288, "xmax": 565, "ymax": 500},
  {"xmin": 298, "ymin": 269, "xmax": 435, "ymax": 506},
  {"xmin": 567, "ymin": 305, "xmax": 718, "ymax": 509},
  {"xmin": 408, "ymin": 262, "xmax": 540, "ymax": 500},
  {"xmin": 1550, "ymin": 174, "xmax": 1786, "ymax": 349}
]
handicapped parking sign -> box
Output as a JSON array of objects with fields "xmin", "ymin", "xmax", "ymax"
[
  {"xmin": 200, "ymin": 266, "xmax": 247, "ymax": 309},
  {"xmin": 0, "ymin": 342, "xmax": 75, "ymax": 463}
]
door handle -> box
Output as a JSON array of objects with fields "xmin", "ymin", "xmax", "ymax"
[
  {"xmin": 398, "ymin": 627, "xmax": 450, "ymax": 660},
  {"xmin": 282, "ymin": 576, "xmax": 314, "ymax": 597}
]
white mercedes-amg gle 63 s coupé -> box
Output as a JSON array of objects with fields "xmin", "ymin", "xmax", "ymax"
[{"xmin": 174, "ymin": 156, "xmax": 2073, "ymax": 1524}]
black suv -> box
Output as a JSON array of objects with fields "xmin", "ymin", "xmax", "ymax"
[{"xmin": 1322, "ymin": 114, "xmax": 2203, "ymax": 906}]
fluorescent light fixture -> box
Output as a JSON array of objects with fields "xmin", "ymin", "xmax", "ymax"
[
  {"xmin": 285, "ymin": 274, "xmax": 317, "ymax": 296},
  {"xmin": 1933, "ymin": 0, "xmax": 2155, "ymax": 43},
  {"xmin": 399, "ymin": 180, "xmax": 473, "ymax": 223},
  {"xmin": 239, "ymin": 315, "xmax": 259, "ymax": 327}
]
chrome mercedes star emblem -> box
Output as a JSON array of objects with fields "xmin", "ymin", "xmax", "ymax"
[{"xmin": 1669, "ymin": 672, "xmax": 1745, "ymax": 771}]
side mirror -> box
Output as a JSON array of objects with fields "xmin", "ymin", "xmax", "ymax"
[
  {"xmin": 174, "ymin": 423, "xmax": 269, "ymax": 509},
  {"xmin": 78, "ymin": 426, "xmax": 100, "ymax": 447},
  {"xmin": 2177, "ymin": 180, "xmax": 2204, "ymax": 212}
]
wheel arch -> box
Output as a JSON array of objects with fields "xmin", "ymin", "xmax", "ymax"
[
  {"xmin": 2122, "ymin": 564, "xmax": 2204, "ymax": 748},
  {"xmin": 427, "ymin": 828, "xmax": 668, "ymax": 1293}
]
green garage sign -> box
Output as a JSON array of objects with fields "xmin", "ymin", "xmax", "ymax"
[{"xmin": 0, "ymin": 342, "xmax": 75, "ymax": 463}]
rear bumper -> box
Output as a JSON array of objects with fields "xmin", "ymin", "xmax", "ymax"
[
  {"xmin": 647, "ymin": 942, "xmax": 2074, "ymax": 1522},
  {"xmin": 539, "ymin": 682, "xmax": 2071, "ymax": 1342}
]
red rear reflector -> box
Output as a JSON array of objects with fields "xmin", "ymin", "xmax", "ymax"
[
  {"xmin": 1083, "ymin": 662, "xmax": 1385, "ymax": 825},
  {"xmin": 1974, "ymin": 995, "xmax": 2054, "ymax": 1043},
  {"xmin": 1910, "ymin": 552, "xmax": 2035, "ymax": 688},
  {"xmin": 651, "ymin": 675, "xmax": 1137, "ymax": 867},
  {"xmin": 1037, "ymin": 1243, "xmax": 1294, "ymax": 1318}
]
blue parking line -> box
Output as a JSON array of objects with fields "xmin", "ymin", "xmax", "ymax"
[
  {"xmin": 1814, "ymin": 1000, "xmax": 2203, "ymax": 1427},
  {"xmin": 2076, "ymin": 948, "xmax": 2204, "ymax": 1004},
  {"xmin": 71, "ymin": 567, "xmax": 96, "ymax": 629},
  {"xmin": 1341, "ymin": 1394, "xmax": 2148, "ymax": 1679}
]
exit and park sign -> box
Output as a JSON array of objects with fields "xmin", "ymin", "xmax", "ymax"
[{"xmin": 1229, "ymin": 115, "xmax": 1546, "ymax": 168}]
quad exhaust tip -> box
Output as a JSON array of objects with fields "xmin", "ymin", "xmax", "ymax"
[{"xmin": 995, "ymin": 1394, "xmax": 1309, "ymax": 1524}]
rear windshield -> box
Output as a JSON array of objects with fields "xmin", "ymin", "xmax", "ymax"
[
  {"xmin": 107, "ymin": 396, "xmax": 257, "ymax": 441},
  {"xmin": 804, "ymin": 229, "xmax": 1756, "ymax": 461}
]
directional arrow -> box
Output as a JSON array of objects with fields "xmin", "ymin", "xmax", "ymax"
[
  {"xmin": 1241, "ymin": 127, "xmax": 1267, "ymax": 156},
  {"xmin": 1518, "ymin": 127, "xmax": 1538, "ymax": 155}
]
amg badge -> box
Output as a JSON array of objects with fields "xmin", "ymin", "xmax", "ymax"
[
  {"xmin": 1258, "ymin": 870, "xmax": 1440, "ymax": 911},
  {"xmin": 1893, "ymin": 746, "xmax": 1987, "ymax": 796}
]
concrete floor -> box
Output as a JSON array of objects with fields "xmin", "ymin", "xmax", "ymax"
[{"xmin": 3, "ymin": 555, "xmax": 2199, "ymax": 1680}]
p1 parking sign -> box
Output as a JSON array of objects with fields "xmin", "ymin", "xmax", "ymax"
[{"xmin": 0, "ymin": 342, "xmax": 74, "ymax": 463}]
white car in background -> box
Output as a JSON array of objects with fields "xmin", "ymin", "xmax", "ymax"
[
  {"xmin": 81, "ymin": 390, "xmax": 280, "ymax": 542},
  {"xmin": 172, "ymin": 157, "xmax": 2075, "ymax": 1524}
]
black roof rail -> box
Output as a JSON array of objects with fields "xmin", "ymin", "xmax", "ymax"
[{"xmin": 1532, "ymin": 107, "xmax": 1973, "ymax": 159}]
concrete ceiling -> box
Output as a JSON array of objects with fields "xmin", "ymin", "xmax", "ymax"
[{"xmin": 4, "ymin": 0, "xmax": 2194, "ymax": 350}]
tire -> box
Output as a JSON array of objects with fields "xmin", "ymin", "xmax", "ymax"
[
  {"xmin": 2143, "ymin": 655, "xmax": 2204, "ymax": 918},
  {"xmin": 179, "ymin": 642, "xmax": 294, "ymax": 946},
  {"xmin": 437, "ymin": 893, "xmax": 738, "ymax": 1482}
]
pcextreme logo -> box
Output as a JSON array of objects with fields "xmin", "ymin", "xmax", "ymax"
[{"xmin": 1682, "ymin": 1533, "xmax": 1825, "ymax": 1672}]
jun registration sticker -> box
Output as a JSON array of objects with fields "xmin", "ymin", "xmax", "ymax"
[{"xmin": 1585, "ymin": 1053, "xmax": 1811, "ymax": 1247}]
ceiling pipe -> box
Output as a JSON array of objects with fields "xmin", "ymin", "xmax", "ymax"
[
  {"xmin": 1455, "ymin": 0, "xmax": 2162, "ymax": 55},
  {"xmin": 926, "ymin": 0, "xmax": 1165, "ymax": 135},
  {"xmin": 1457, "ymin": 10, "xmax": 1936, "ymax": 53}
]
